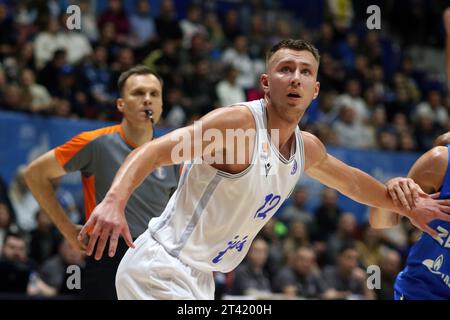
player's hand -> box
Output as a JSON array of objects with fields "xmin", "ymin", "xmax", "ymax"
[
  {"xmin": 78, "ymin": 197, "xmax": 135, "ymax": 260},
  {"xmin": 386, "ymin": 177, "xmax": 427, "ymax": 210},
  {"xmin": 399, "ymin": 192, "xmax": 450, "ymax": 238},
  {"xmin": 443, "ymin": 8, "xmax": 450, "ymax": 35},
  {"xmin": 64, "ymin": 224, "xmax": 88, "ymax": 253}
]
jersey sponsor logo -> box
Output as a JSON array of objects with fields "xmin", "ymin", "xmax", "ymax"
[
  {"xmin": 422, "ymin": 255, "xmax": 450, "ymax": 288},
  {"xmin": 153, "ymin": 167, "xmax": 168, "ymax": 180},
  {"xmin": 212, "ymin": 235, "xmax": 248, "ymax": 264},
  {"xmin": 254, "ymin": 193, "xmax": 281, "ymax": 219},
  {"xmin": 433, "ymin": 226, "xmax": 450, "ymax": 249},
  {"xmin": 291, "ymin": 159, "xmax": 298, "ymax": 175}
]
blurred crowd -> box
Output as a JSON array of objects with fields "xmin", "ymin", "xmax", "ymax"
[{"xmin": 1, "ymin": 0, "xmax": 449, "ymax": 299}]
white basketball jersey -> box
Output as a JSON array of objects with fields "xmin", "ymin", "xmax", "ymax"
[{"xmin": 148, "ymin": 99, "xmax": 305, "ymax": 273}]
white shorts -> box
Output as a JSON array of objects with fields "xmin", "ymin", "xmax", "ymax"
[{"xmin": 116, "ymin": 229, "xmax": 215, "ymax": 300}]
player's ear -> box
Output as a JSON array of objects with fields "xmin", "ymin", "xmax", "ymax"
[
  {"xmin": 260, "ymin": 74, "xmax": 269, "ymax": 94},
  {"xmin": 117, "ymin": 98, "xmax": 125, "ymax": 113},
  {"xmin": 313, "ymin": 81, "xmax": 320, "ymax": 100}
]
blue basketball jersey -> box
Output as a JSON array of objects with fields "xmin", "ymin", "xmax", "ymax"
[{"xmin": 394, "ymin": 146, "xmax": 450, "ymax": 300}]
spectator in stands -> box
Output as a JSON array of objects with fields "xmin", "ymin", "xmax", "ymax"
[
  {"xmin": 145, "ymin": 38, "xmax": 181, "ymax": 88},
  {"xmin": 155, "ymin": 0, "xmax": 182, "ymax": 44},
  {"xmin": 398, "ymin": 131, "xmax": 417, "ymax": 152},
  {"xmin": 53, "ymin": 179, "xmax": 82, "ymax": 225},
  {"xmin": 16, "ymin": 42, "xmax": 37, "ymax": 72},
  {"xmin": 98, "ymin": 0, "xmax": 130, "ymax": 46},
  {"xmin": 280, "ymin": 185, "xmax": 313, "ymax": 228},
  {"xmin": 315, "ymin": 23, "xmax": 337, "ymax": 56},
  {"xmin": 0, "ymin": 176, "xmax": 14, "ymax": 221},
  {"xmin": 323, "ymin": 244, "xmax": 375, "ymax": 300},
  {"xmin": 260, "ymin": 219, "xmax": 284, "ymax": 282},
  {"xmin": 369, "ymin": 64, "xmax": 390, "ymax": 102},
  {"xmin": 20, "ymin": 68, "xmax": 53, "ymax": 114},
  {"xmin": 37, "ymin": 238, "xmax": 85, "ymax": 298},
  {"xmin": 221, "ymin": 9, "xmax": 242, "ymax": 44},
  {"xmin": 79, "ymin": 0, "xmax": 99, "ymax": 43},
  {"xmin": 33, "ymin": 17, "xmax": 63, "ymax": 70},
  {"xmin": 333, "ymin": 105, "xmax": 375, "ymax": 149},
  {"xmin": 325, "ymin": 213, "xmax": 358, "ymax": 265},
  {"xmin": 326, "ymin": 0, "xmax": 354, "ymax": 30},
  {"xmin": 317, "ymin": 53, "xmax": 345, "ymax": 92},
  {"xmin": 204, "ymin": 12, "xmax": 225, "ymax": 53},
  {"xmin": 337, "ymin": 32, "xmax": 359, "ymax": 72},
  {"xmin": 386, "ymin": 87, "xmax": 415, "ymax": 122},
  {"xmin": 184, "ymin": 59, "xmax": 218, "ymax": 116},
  {"xmin": 97, "ymin": 22, "xmax": 121, "ymax": 65},
  {"xmin": 414, "ymin": 110, "xmax": 441, "ymax": 151},
  {"xmin": 37, "ymin": 48, "xmax": 67, "ymax": 94},
  {"xmin": 414, "ymin": 89, "xmax": 448, "ymax": 128},
  {"xmin": 0, "ymin": 201, "xmax": 19, "ymax": 253},
  {"xmin": 273, "ymin": 246, "xmax": 327, "ymax": 299},
  {"xmin": 0, "ymin": 3, "xmax": 18, "ymax": 61},
  {"xmin": 361, "ymin": 31, "xmax": 383, "ymax": 66},
  {"xmin": 283, "ymin": 221, "xmax": 310, "ymax": 266},
  {"xmin": 313, "ymin": 188, "xmax": 342, "ymax": 240},
  {"xmin": 269, "ymin": 20, "xmax": 293, "ymax": 47},
  {"xmin": 315, "ymin": 90, "xmax": 339, "ymax": 125},
  {"xmin": 1, "ymin": 83, "xmax": 26, "ymax": 112},
  {"xmin": 129, "ymin": 0, "xmax": 157, "ymax": 51},
  {"xmin": 164, "ymin": 87, "xmax": 189, "ymax": 128},
  {"xmin": 377, "ymin": 127, "xmax": 399, "ymax": 151},
  {"xmin": 29, "ymin": 208, "xmax": 61, "ymax": 266},
  {"xmin": 355, "ymin": 223, "xmax": 385, "ymax": 268},
  {"xmin": 81, "ymin": 44, "xmax": 114, "ymax": 118},
  {"xmin": 110, "ymin": 48, "xmax": 135, "ymax": 85},
  {"xmin": 376, "ymin": 249, "xmax": 402, "ymax": 300},
  {"xmin": 335, "ymin": 78, "xmax": 369, "ymax": 125},
  {"xmin": 216, "ymin": 64, "xmax": 246, "ymax": 108},
  {"xmin": 229, "ymin": 237, "xmax": 272, "ymax": 297},
  {"xmin": 222, "ymin": 34, "xmax": 264, "ymax": 90},
  {"xmin": 52, "ymin": 64, "xmax": 87, "ymax": 117},
  {"xmin": 180, "ymin": 4, "xmax": 207, "ymax": 50},
  {"xmin": 247, "ymin": 14, "xmax": 267, "ymax": 59},
  {"xmin": 9, "ymin": 166, "xmax": 39, "ymax": 232},
  {"xmin": 57, "ymin": 12, "xmax": 93, "ymax": 66},
  {"xmin": 182, "ymin": 32, "xmax": 212, "ymax": 67},
  {"xmin": 0, "ymin": 232, "xmax": 35, "ymax": 295}
]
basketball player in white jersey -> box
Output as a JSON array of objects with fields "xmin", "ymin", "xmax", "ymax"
[{"xmin": 79, "ymin": 39, "xmax": 450, "ymax": 299}]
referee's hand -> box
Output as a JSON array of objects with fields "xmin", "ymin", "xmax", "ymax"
[{"xmin": 78, "ymin": 197, "xmax": 135, "ymax": 260}]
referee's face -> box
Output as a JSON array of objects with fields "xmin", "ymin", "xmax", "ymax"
[{"xmin": 118, "ymin": 74, "xmax": 163, "ymax": 127}]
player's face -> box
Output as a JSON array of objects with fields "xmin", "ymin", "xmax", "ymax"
[
  {"xmin": 117, "ymin": 74, "xmax": 163, "ymax": 127},
  {"xmin": 262, "ymin": 48, "xmax": 320, "ymax": 114}
]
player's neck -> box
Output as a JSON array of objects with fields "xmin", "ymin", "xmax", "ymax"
[
  {"xmin": 265, "ymin": 102, "xmax": 302, "ymax": 152},
  {"xmin": 121, "ymin": 120, "xmax": 154, "ymax": 147}
]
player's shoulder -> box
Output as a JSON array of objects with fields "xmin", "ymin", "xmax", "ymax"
[
  {"xmin": 410, "ymin": 145, "xmax": 449, "ymax": 192},
  {"xmin": 300, "ymin": 131, "xmax": 327, "ymax": 169},
  {"xmin": 200, "ymin": 104, "xmax": 255, "ymax": 131},
  {"xmin": 301, "ymin": 131, "xmax": 325, "ymax": 152},
  {"xmin": 422, "ymin": 145, "xmax": 448, "ymax": 168}
]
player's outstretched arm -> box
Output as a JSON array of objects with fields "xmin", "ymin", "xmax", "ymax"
[
  {"xmin": 24, "ymin": 151, "xmax": 87, "ymax": 252},
  {"xmin": 303, "ymin": 132, "xmax": 450, "ymax": 237},
  {"xmin": 79, "ymin": 106, "xmax": 255, "ymax": 260}
]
